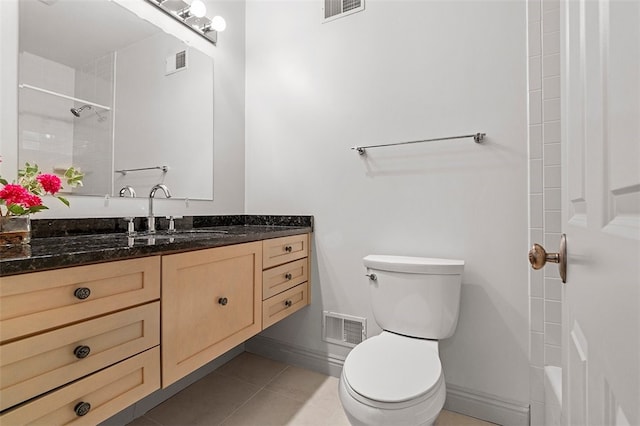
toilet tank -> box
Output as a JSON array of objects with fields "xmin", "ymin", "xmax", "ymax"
[{"xmin": 364, "ymin": 255, "xmax": 464, "ymax": 340}]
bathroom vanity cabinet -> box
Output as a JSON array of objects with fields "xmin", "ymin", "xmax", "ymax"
[
  {"xmin": 0, "ymin": 257, "xmax": 161, "ymax": 424},
  {"xmin": 0, "ymin": 230, "xmax": 311, "ymax": 424},
  {"xmin": 161, "ymin": 234, "xmax": 311, "ymax": 386}
]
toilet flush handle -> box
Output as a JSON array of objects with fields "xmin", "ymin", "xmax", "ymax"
[{"xmin": 365, "ymin": 273, "xmax": 377, "ymax": 281}]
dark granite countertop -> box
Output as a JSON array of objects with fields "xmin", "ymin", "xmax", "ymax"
[{"xmin": 0, "ymin": 215, "xmax": 313, "ymax": 277}]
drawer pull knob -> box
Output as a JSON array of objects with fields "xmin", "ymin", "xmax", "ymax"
[
  {"xmin": 284, "ymin": 245, "xmax": 293, "ymax": 252},
  {"xmin": 218, "ymin": 297, "xmax": 228, "ymax": 306},
  {"xmin": 284, "ymin": 300, "xmax": 293, "ymax": 307},
  {"xmin": 74, "ymin": 287, "xmax": 91, "ymax": 300},
  {"xmin": 284, "ymin": 273, "xmax": 292, "ymax": 280},
  {"xmin": 74, "ymin": 345, "xmax": 91, "ymax": 359},
  {"xmin": 74, "ymin": 401, "xmax": 91, "ymax": 417}
]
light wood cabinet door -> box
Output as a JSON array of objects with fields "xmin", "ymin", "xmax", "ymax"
[
  {"xmin": 0, "ymin": 257, "xmax": 161, "ymax": 344},
  {"xmin": 263, "ymin": 282, "xmax": 309, "ymax": 329},
  {"xmin": 0, "ymin": 347, "xmax": 160, "ymax": 425},
  {"xmin": 0, "ymin": 302, "xmax": 159, "ymax": 411},
  {"xmin": 161, "ymin": 242, "xmax": 263, "ymax": 387},
  {"xmin": 262, "ymin": 234, "xmax": 308, "ymax": 269}
]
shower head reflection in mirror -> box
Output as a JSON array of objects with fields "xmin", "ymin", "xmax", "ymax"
[{"xmin": 70, "ymin": 104, "xmax": 91, "ymax": 117}]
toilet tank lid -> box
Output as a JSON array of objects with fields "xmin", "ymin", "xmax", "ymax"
[{"xmin": 363, "ymin": 255, "xmax": 464, "ymax": 274}]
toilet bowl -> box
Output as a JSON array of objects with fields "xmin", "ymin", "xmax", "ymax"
[
  {"xmin": 339, "ymin": 331, "xmax": 446, "ymax": 426},
  {"xmin": 339, "ymin": 255, "xmax": 463, "ymax": 426}
]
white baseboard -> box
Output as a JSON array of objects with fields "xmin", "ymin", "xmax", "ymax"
[
  {"xmin": 245, "ymin": 335, "xmax": 345, "ymax": 378},
  {"xmin": 444, "ymin": 383, "xmax": 530, "ymax": 426},
  {"xmin": 246, "ymin": 335, "xmax": 530, "ymax": 426}
]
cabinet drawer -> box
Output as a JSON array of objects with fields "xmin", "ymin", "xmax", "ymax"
[
  {"xmin": 262, "ymin": 234, "xmax": 308, "ymax": 269},
  {"xmin": 262, "ymin": 258, "xmax": 308, "ymax": 300},
  {"xmin": 0, "ymin": 302, "xmax": 159, "ymax": 411},
  {"xmin": 263, "ymin": 282, "xmax": 309, "ymax": 329},
  {"xmin": 0, "ymin": 347, "xmax": 160, "ymax": 425},
  {"xmin": 0, "ymin": 257, "xmax": 160, "ymax": 343}
]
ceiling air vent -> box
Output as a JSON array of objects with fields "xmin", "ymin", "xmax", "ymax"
[{"xmin": 323, "ymin": 0, "xmax": 364, "ymax": 22}]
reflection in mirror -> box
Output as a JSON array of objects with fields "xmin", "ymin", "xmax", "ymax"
[{"xmin": 18, "ymin": 0, "xmax": 214, "ymax": 200}]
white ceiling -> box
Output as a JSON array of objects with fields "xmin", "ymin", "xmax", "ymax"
[{"xmin": 19, "ymin": 0, "xmax": 160, "ymax": 69}]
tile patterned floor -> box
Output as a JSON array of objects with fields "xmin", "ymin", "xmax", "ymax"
[{"xmin": 128, "ymin": 352, "xmax": 496, "ymax": 426}]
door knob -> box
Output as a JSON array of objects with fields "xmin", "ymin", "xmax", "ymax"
[{"xmin": 528, "ymin": 234, "xmax": 567, "ymax": 283}]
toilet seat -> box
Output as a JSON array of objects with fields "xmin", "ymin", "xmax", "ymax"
[{"xmin": 342, "ymin": 331, "xmax": 443, "ymax": 406}]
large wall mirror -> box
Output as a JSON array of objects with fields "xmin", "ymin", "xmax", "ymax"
[{"xmin": 18, "ymin": 0, "xmax": 214, "ymax": 200}]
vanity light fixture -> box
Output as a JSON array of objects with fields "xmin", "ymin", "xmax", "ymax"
[{"xmin": 145, "ymin": 0, "xmax": 226, "ymax": 45}]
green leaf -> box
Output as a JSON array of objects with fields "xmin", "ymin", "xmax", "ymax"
[
  {"xmin": 63, "ymin": 167, "xmax": 84, "ymax": 188},
  {"xmin": 7, "ymin": 205, "xmax": 28, "ymax": 215},
  {"xmin": 27, "ymin": 205, "xmax": 48, "ymax": 214},
  {"xmin": 0, "ymin": 178, "xmax": 8, "ymax": 185},
  {"xmin": 57, "ymin": 196, "xmax": 70, "ymax": 207}
]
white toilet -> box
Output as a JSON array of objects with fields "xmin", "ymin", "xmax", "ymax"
[{"xmin": 339, "ymin": 255, "xmax": 464, "ymax": 426}]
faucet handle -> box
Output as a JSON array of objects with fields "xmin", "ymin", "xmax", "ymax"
[
  {"xmin": 165, "ymin": 215, "xmax": 183, "ymax": 233},
  {"xmin": 123, "ymin": 217, "xmax": 136, "ymax": 236}
]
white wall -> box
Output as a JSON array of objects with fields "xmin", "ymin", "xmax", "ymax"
[
  {"xmin": 1, "ymin": 0, "xmax": 246, "ymax": 218},
  {"xmin": 245, "ymin": 0, "xmax": 530, "ymax": 415}
]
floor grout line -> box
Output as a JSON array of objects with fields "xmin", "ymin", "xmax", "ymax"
[
  {"xmin": 215, "ymin": 365, "xmax": 291, "ymax": 425},
  {"xmin": 126, "ymin": 353, "xmax": 496, "ymax": 426}
]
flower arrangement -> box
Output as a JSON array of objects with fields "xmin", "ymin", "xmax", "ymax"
[{"xmin": 0, "ymin": 162, "xmax": 84, "ymax": 217}]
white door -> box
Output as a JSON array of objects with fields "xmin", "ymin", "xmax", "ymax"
[{"xmin": 561, "ymin": 0, "xmax": 639, "ymax": 425}]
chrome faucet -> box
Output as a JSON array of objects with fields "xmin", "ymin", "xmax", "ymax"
[
  {"xmin": 148, "ymin": 184, "xmax": 171, "ymax": 233},
  {"xmin": 119, "ymin": 185, "xmax": 136, "ymax": 198}
]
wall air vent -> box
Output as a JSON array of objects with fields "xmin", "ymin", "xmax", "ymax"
[
  {"xmin": 323, "ymin": 0, "xmax": 364, "ymax": 22},
  {"xmin": 322, "ymin": 311, "xmax": 366, "ymax": 347},
  {"xmin": 166, "ymin": 50, "xmax": 188, "ymax": 75}
]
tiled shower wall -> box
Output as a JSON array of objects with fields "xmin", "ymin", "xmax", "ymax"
[{"xmin": 528, "ymin": 0, "xmax": 563, "ymax": 423}]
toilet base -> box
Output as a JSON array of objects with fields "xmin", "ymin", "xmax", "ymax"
[{"xmin": 338, "ymin": 369, "xmax": 446, "ymax": 426}]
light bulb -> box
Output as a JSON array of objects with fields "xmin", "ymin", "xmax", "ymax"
[
  {"xmin": 211, "ymin": 16, "xmax": 226, "ymax": 32},
  {"xmin": 189, "ymin": 0, "xmax": 206, "ymax": 18}
]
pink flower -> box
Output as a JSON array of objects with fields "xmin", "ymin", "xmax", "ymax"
[
  {"xmin": 0, "ymin": 184, "xmax": 31, "ymax": 205},
  {"xmin": 37, "ymin": 173, "xmax": 62, "ymax": 194},
  {"xmin": 23, "ymin": 193, "xmax": 43, "ymax": 208},
  {"xmin": 0, "ymin": 184, "xmax": 43, "ymax": 209},
  {"xmin": 1, "ymin": 162, "xmax": 82, "ymax": 216}
]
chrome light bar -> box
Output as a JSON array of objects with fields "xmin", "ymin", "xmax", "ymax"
[{"xmin": 145, "ymin": 0, "xmax": 226, "ymax": 45}]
